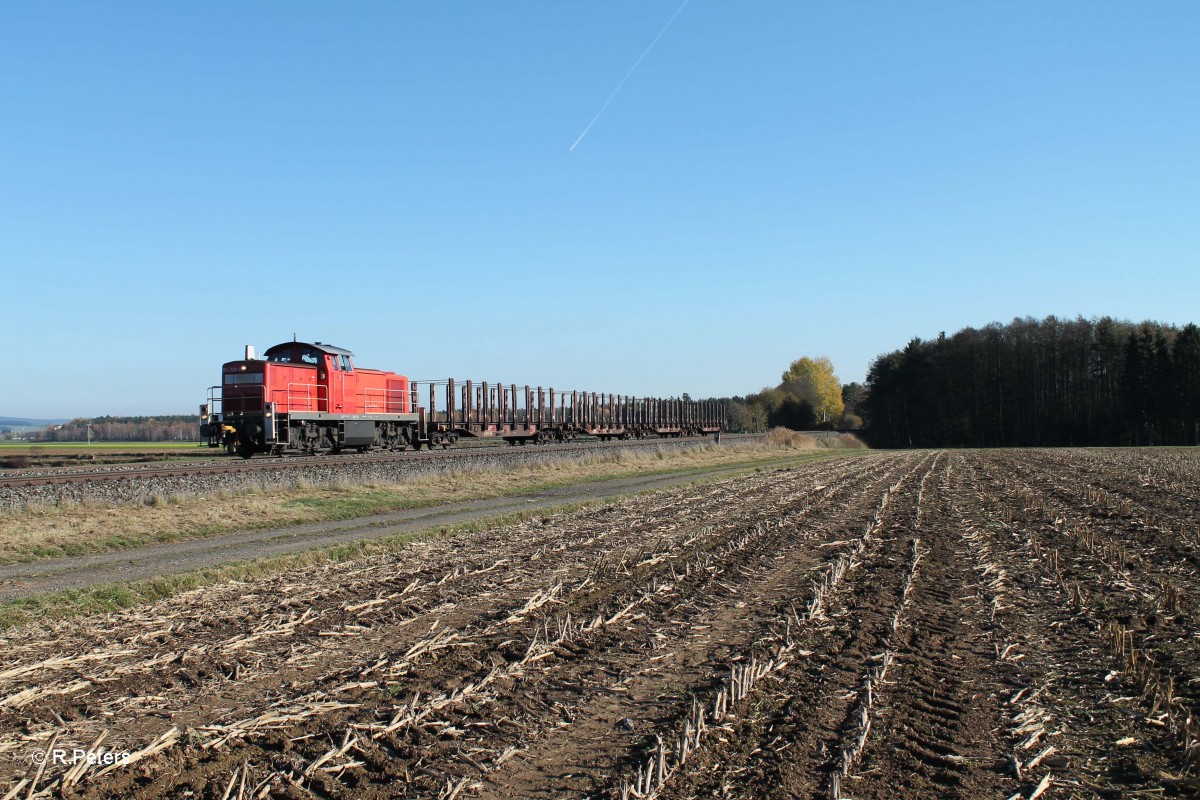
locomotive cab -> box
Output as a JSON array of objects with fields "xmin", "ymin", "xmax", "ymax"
[{"xmin": 263, "ymin": 341, "xmax": 360, "ymax": 415}]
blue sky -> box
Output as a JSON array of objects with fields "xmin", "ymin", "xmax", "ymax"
[{"xmin": 2, "ymin": 2, "xmax": 1197, "ymax": 417}]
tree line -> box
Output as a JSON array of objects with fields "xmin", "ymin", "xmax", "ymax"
[
  {"xmin": 30, "ymin": 415, "xmax": 201, "ymax": 442},
  {"xmin": 862, "ymin": 316, "xmax": 1200, "ymax": 448},
  {"xmin": 706, "ymin": 357, "xmax": 863, "ymax": 434}
]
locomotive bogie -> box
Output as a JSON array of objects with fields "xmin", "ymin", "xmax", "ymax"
[{"xmin": 276, "ymin": 415, "xmax": 421, "ymax": 455}]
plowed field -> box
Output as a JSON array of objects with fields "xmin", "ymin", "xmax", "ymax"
[{"xmin": 3, "ymin": 449, "xmax": 1199, "ymax": 799}]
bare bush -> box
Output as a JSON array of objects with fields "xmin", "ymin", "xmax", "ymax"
[{"xmin": 763, "ymin": 428, "xmax": 867, "ymax": 450}]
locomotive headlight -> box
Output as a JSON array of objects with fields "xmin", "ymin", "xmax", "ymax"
[{"xmin": 240, "ymin": 364, "xmax": 247, "ymax": 371}]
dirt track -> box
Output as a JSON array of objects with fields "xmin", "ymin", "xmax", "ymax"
[{"xmin": 2, "ymin": 449, "xmax": 1199, "ymax": 799}]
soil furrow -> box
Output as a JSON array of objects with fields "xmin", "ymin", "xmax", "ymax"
[
  {"xmin": 845, "ymin": 454, "xmax": 1011, "ymax": 799},
  {"xmin": 467, "ymin": 459, "xmax": 921, "ymax": 799},
  {"xmin": 638, "ymin": 454, "xmax": 937, "ymax": 800},
  {"xmin": 957, "ymin": 454, "xmax": 1199, "ymax": 797}
]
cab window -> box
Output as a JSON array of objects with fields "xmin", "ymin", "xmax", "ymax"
[
  {"xmin": 267, "ymin": 345, "xmax": 324, "ymax": 366},
  {"xmin": 339, "ymin": 355, "xmax": 353, "ymax": 372}
]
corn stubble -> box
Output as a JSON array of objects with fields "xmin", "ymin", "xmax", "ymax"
[{"xmin": 2, "ymin": 448, "xmax": 1199, "ymax": 799}]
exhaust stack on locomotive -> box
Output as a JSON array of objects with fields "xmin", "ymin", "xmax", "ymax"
[{"xmin": 201, "ymin": 340, "xmax": 725, "ymax": 457}]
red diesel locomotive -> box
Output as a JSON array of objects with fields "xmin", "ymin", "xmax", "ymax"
[
  {"xmin": 201, "ymin": 340, "xmax": 726, "ymax": 457},
  {"xmin": 201, "ymin": 341, "xmax": 417, "ymax": 457}
]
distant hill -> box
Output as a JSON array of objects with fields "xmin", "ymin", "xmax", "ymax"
[
  {"xmin": 16, "ymin": 415, "xmax": 200, "ymax": 442},
  {"xmin": 0, "ymin": 416, "xmax": 70, "ymax": 430}
]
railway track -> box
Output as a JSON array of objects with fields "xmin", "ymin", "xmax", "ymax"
[{"xmin": 0, "ymin": 435, "xmax": 756, "ymax": 489}]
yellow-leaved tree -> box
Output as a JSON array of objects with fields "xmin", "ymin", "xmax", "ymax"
[{"xmin": 781, "ymin": 356, "xmax": 844, "ymax": 424}]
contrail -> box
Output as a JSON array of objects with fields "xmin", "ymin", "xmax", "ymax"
[{"xmin": 570, "ymin": 0, "xmax": 692, "ymax": 151}]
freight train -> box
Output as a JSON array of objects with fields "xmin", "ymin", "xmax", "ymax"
[{"xmin": 200, "ymin": 341, "xmax": 725, "ymax": 457}]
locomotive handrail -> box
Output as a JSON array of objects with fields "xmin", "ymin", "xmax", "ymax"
[
  {"xmin": 280, "ymin": 382, "xmax": 327, "ymax": 412},
  {"xmin": 360, "ymin": 386, "xmax": 410, "ymax": 414},
  {"xmin": 206, "ymin": 386, "xmax": 222, "ymax": 416}
]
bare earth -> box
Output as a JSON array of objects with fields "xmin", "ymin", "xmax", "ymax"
[{"xmin": 2, "ymin": 449, "xmax": 1199, "ymax": 799}]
